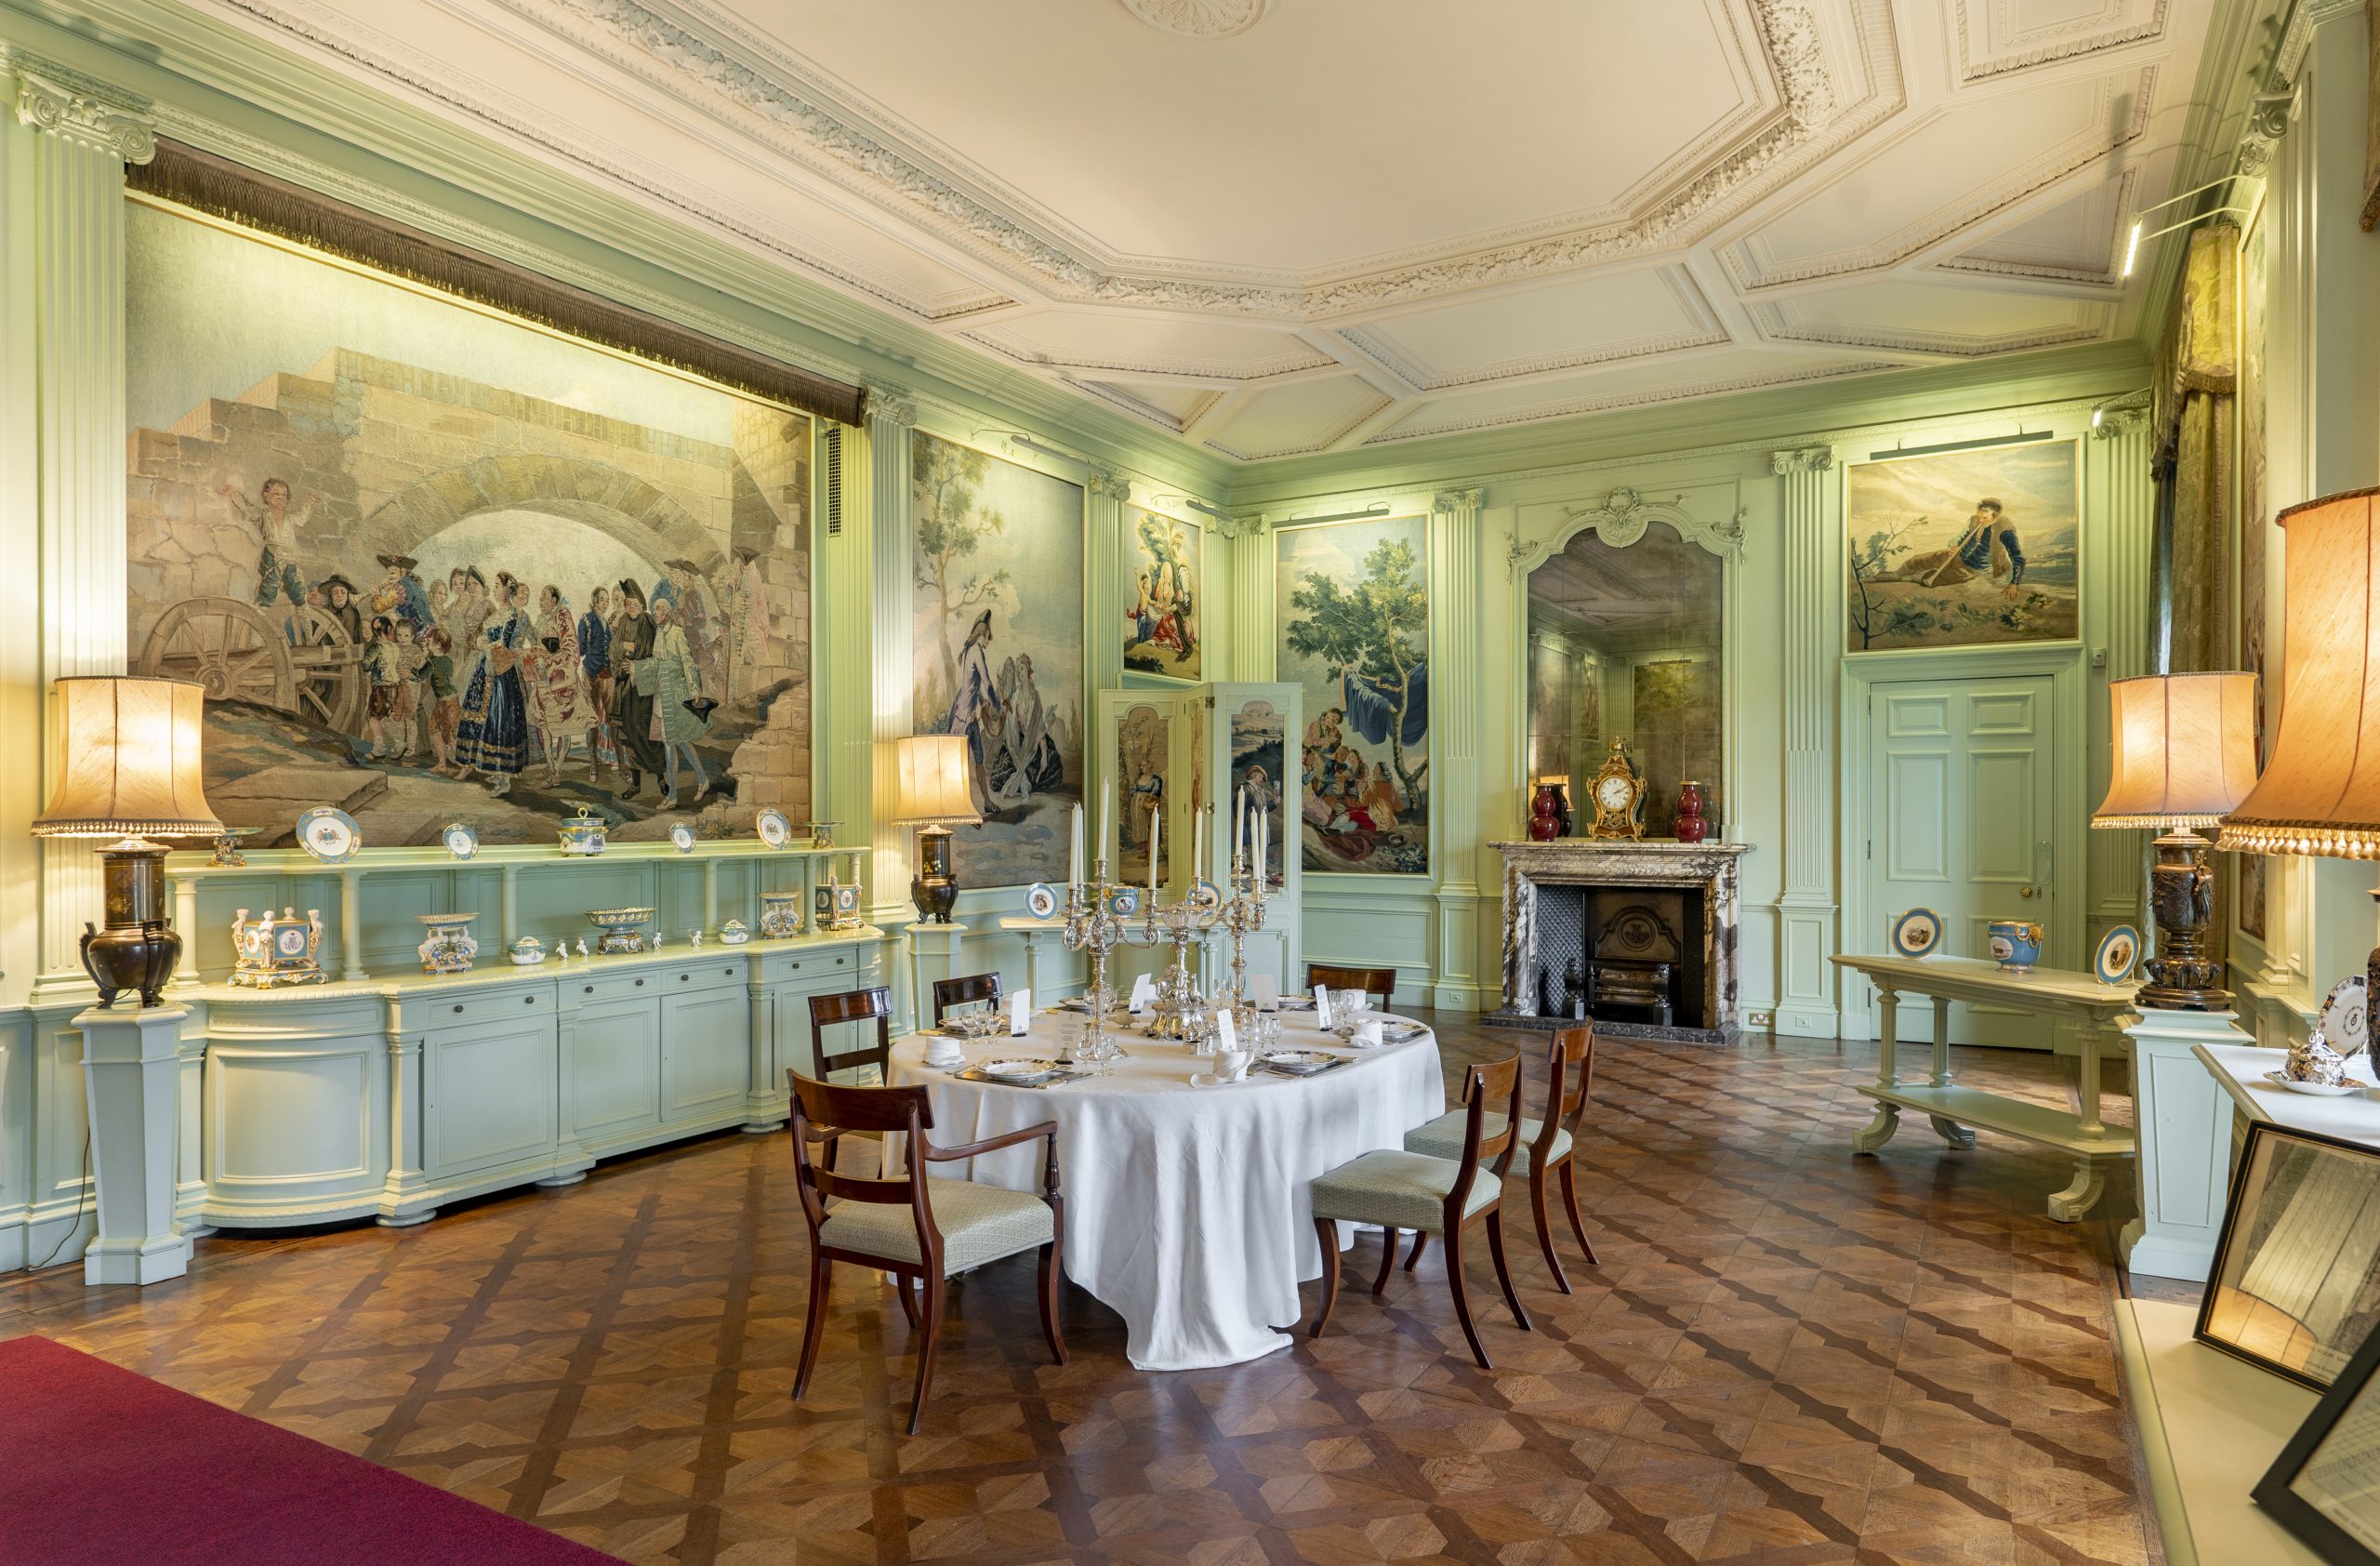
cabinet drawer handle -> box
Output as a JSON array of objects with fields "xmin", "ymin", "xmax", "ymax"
[
  {"xmin": 790, "ymin": 962, "xmax": 801, "ymax": 972},
  {"xmin": 584, "ymin": 985, "xmax": 594, "ymax": 994},
  {"xmin": 524, "ymin": 995, "xmax": 535, "ymax": 1005},
  {"xmin": 453, "ymin": 1004, "xmax": 463, "ymax": 1014},
  {"xmin": 680, "ymin": 974, "xmax": 690, "ymax": 982},
  {"xmin": 635, "ymin": 978, "xmax": 644, "ymax": 987}
]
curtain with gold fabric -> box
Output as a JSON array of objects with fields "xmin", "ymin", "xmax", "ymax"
[{"xmin": 2153, "ymin": 222, "xmax": 2240, "ymax": 674}]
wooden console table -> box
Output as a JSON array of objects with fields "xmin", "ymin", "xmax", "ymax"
[{"xmin": 1829, "ymin": 953, "xmax": 2139, "ymax": 1221}]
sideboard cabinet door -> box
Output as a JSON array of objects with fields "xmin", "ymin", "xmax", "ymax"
[
  {"xmin": 661, "ymin": 982, "xmax": 749, "ymax": 1121},
  {"xmin": 569, "ymin": 997, "xmax": 664, "ymax": 1146},
  {"xmin": 421, "ymin": 1012, "xmax": 561, "ymax": 1182}
]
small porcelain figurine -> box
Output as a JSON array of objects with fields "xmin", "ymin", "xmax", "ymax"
[
  {"xmin": 575, "ymin": 937, "xmax": 588, "ymax": 960},
  {"xmin": 690, "ymin": 928, "xmax": 704, "ymax": 949}
]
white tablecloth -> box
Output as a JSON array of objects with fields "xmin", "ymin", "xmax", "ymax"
[{"xmin": 886, "ymin": 1012, "xmax": 1444, "ymax": 1371}]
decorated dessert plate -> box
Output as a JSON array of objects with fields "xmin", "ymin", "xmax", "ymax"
[
  {"xmin": 1890, "ymin": 908, "xmax": 1942, "ymax": 959},
  {"xmin": 441, "ymin": 821, "xmax": 478, "ymax": 860},
  {"xmin": 298, "ymin": 807, "xmax": 362, "ymax": 865},
  {"xmin": 2321, "ymin": 975, "xmax": 2370, "ymax": 1058},
  {"xmin": 755, "ymin": 808, "xmax": 793, "ymax": 849},
  {"xmin": 1259, "ymin": 1049, "xmax": 1337, "ymax": 1075},
  {"xmin": 1024, "ymin": 883, "xmax": 1060, "ymax": 921},
  {"xmin": 2266, "ymin": 1070, "xmax": 2366, "ymax": 1097},
  {"xmin": 2093, "ymin": 925, "xmax": 2142, "ymax": 986},
  {"xmin": 669, "ymin": 822, "xmax": 697, "ymax": 855}
]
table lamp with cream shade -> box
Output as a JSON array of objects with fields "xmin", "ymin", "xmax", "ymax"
[
  {"xmin": 890, "ymin": 733, "xmax": 982, "ymax": 924},
  {"xmin": 33, "ymin": 676, "xmax": 222, "ymax": 1007},
  {"xmin": 2092, "ymin": 671, "xmax": 2259, "ymax": 1009},
  {"xmin": 2217, "ymin": 486, "xmax": 2380, "ymax": 1008}
]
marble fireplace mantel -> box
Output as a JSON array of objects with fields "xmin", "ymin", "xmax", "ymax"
[{"xmin": 1490, "ymin": 840, "xmax": 1752, "ymax": 1044}]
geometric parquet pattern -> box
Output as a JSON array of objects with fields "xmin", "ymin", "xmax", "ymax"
[{"xmin": 2, "ymin": 1019, "xmax": 2159, "ymax": 1565}]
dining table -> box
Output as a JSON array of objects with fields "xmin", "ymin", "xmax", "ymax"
[{"xmin": 884, "ymin": 1007, "xmax": 1446, "ymax": 1371}]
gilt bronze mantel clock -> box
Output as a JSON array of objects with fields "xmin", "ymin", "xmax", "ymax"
[{"xmin": 1588, "ymin": 737, "xmax": 1646, "ymax": 841}]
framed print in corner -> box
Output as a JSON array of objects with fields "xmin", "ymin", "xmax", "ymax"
[
  {"xmin": 2199, "ymin": 1121, "xmax": 2380, "ymax": 1391},
  {"xmin": 2255, "ymin": 1320, "xmax": 2380, "ymax": 1564},
  {"xmin": 1844, "ymin": 439, "xmax": 2080, "ymax": 652}
]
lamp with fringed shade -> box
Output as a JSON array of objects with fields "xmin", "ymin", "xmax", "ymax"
[
  {"xmin": 33, "ymin": 677, "xmax": 222, "ymax": 1008},
  {"xmin": 888, "ymin": 734, "xmax": 981, "ymax": 924},
  {"xmin": 2217, "ymin": 487, "xmax": 2380, "ymax": 1015},
  {"xmin": 2093, "ymin": 673, "xmax": 2259, "ymax": 1009}
]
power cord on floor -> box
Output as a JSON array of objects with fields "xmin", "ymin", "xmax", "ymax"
[{"xmin": 29, "ymin": 1128, "xmax": 92, "ymax": 1272}]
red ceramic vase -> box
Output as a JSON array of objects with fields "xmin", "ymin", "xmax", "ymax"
[
  {"xmin": 1674, "ymin": 780, "xmax": 1709, "ymax": 843},
  {"xmin": 1527, "ymin": 782, "xmax": 1564, "ymax": 841}
]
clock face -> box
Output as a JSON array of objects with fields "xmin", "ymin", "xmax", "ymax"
[{"xmin": 1596, "ymin": 776, "xmax": 1634, "ymax": 810}]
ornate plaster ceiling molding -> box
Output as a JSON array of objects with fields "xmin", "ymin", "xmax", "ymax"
[
  {"xmin": 468, "ymin": 0, "xmax": 1901, "ymax": 320},
  {"xmin": 1202, "ymin": 391, "xmax": 1395, "ymax": 462},
  {"xmin": 1062, "ymin": 378, "xmax": 1225, "ymax": 434},
  {"xmin": 1117, "ymin": 0, "xmax": 1268, "ymax": 40},
  {"xmin": 1336, "ymin": 270, "xmax": 1732, "ymax": 392},
  {"xmin": 960, "ymin": 326, "xmax": 1335, "ymax": 382},
  {"xmin": 1746, "ymin": 299, "xmax": 2115, "ymax": 357},
  {"xmin": 1722, "ymin": 67, "xmax": 2157, "ymax": 293},
  {"xmin": 1363, "ymin": 359, "xmax": 1898, "ymax": 446},
  {"xmin": 1954, "ymin": 0, "xmax": 2172, "ymax": 82},
  {"xmin": 1937, "ymin": 167, "xmax": 2137, "ymax": 286}
]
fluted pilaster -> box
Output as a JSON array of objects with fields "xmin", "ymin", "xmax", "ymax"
[
  {"xmin": 7, "ymin": 68, "xmax": 153, "ymax": 1002},
  {"xmin": 1431, "ymin": 488, "xmax": 1486, "ymax": 1006},
  {"xmin": 2088, "ymin": 412, "xmax": 2152, "ymax": 943},
  {"xmin": 862, "ymin": 387, "xmax": 917, "ymax": 933},
  {"xmin": 1770, "ymin": 446, "xmax": 1838, "ymax": 1036}
]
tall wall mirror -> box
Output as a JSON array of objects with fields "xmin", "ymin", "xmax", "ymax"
[{"xmin": 1526, "ymin": 516, "xmax": 1726, "ymax": 838}]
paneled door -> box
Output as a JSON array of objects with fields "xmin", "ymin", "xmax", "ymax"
[{"xmin": 1866, "ymin": 676, "xmax": 2057, "ymax": 1049}]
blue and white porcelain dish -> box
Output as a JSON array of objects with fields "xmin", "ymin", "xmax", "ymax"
[
  {"xmin": 442, "ymin": 821, "xmax": 478, "ymax": 860},
  {"xmin": 297, "ymin": 807, "xmax": 362, "ymax": 865},
  {"xmin": 1024, "ymin": 883, "xmax": 1059, "ymax": 921},
  {"xmin": 2093, "ymin": 925, "xmax": 2141, "ymax": 985},
  {"xmin": 1988, "ymin": 920, "xmax": 2044, "ymax": 973},
  {"xmin": 669, "ymin": 823, "xmax": 697, "ymax": 854},
  {"xmin": 755, "ymin": 808, "xmax": 793, "ymax": 849},
  {"xmin": 1889, "ymin": 908, "xmax": 1941, "ymax": 959},
  {"xmin": 556, "ymin": 810, "xmax": 607, "ymax": 856},
  {"xmin": 1107, "ymin": 887, "xmax": 1141, "ymax": 919}
]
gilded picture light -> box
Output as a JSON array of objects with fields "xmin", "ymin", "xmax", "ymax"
[
  {"xmin": 2093, "ymin": 671, "xmax": 2258, "ymax": 1009},
  {"xmin": 890, "ymin": 733, "xmax": 981, "ymax": 925},
  {"xmin": 2217, "ymin": 487, "xmax": 2380, "ymax": 1012},
  {"xmin": 32, "ymin": 676, "xmax": 223, "ymax": 1007}
]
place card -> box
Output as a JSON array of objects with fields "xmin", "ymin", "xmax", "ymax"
[
  {"xmin": 1010, "ymin": 989, "xmax": 1032, "ymax": 1036},
  {"xmin": 1251, "ymin": 975, "xmax": 1279, "ymax": 1010},
  {"xmin": 1313, "ymin": 983, "xmax": 1333, "ymax": 1029},
  {"xmin": 1217, "ymin": 1009, "xmax": 1239, "ymax": 1052},
  {"xmin": 1129, "ymin": 973, "xmax": 1156, "ymax": 1015}
]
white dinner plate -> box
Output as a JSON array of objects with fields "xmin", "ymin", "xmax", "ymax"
[
  {"xmin": 977, "ymin": 1058, "xmax": 1062, "ymax": 1082},
  {"xmin": 1260, "ymin": 1050, "xmax": 1336, "ymax": 1075},
  {"xmin": 2321, "ymin": 975, "xmax": 2370, "ymax": 1058}
]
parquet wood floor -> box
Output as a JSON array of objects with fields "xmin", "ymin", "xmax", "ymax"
[{"xmin": 2, "ymin": 1019, "xmax": 2166, "ymax": 1565}]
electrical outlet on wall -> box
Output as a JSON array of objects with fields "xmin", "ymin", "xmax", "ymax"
[{"xmin": 1745, "ymin": 1010, "xmax": 1775, "ymax": 1030}]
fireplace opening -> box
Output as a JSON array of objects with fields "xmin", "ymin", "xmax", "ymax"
[{"xmin": 1528, "ymin": 884, "xmax": 1709, "ymax": 1031}]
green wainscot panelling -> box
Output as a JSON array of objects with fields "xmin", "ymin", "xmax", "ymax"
[{"xmin": 1302, "ymin": 875, "xmax": 1435, "ymax": 1002}]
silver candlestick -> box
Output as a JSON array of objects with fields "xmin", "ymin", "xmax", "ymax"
[
  {"xmin": 1058, "ymin": 862, "xmax": 1127, "ymax": 1069},
  {"xmin": 1214, "ymin": 854, "xmax": 1271, "ymax": 1015}
]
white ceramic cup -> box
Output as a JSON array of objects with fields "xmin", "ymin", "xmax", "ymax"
[
  {"xmin": 1219, "ymin": 1047, "xmax": 1252, "ymax": 1082},
  {"xmin": 924, "ymin": 1036, "xmax": 966, "ymax": 1068}
]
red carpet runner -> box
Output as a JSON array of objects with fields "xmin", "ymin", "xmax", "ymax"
[{"xmin": 0, "ymin": 1335, "xmax": 618, "ymax": 1565}]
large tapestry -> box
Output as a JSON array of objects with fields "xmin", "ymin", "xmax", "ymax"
[
  {"xmin": 126, "ymin": 204, "xmax": 813, "ymax": 846},
  {"xmin": 1123, "ymin": 507, "xmax": 1200, "ymax": 680},
  {"xmin": 1844, "ymin": 441, "xmax": 2081, "ymax": 652},
  {"xmin": 1276, "ymin": 516, "xmax": 1429, "ymax": 875},
  {"xmin": 909, "ymin": 431, "xmax": 1084, "ymax": 887}
]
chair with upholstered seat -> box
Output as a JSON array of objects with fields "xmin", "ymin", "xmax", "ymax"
[
  {"xmin": 1307, "ymin": 1052, "xmax": 1531, "ymax": 1368},
  {"xmin": 931, "ymin": 972, "xmax": 1003, "ymax": 1026},
  {"xmin": 1307, "ymin": 963, "xmax": 1396, "ymax": 1012},
  {"xmin": 1402, "ymin": 1024, "xmax": 1598, "ymax": 1292},
  {"xmin": 786, "ymin": 1070, "xmax": 1065, "ymax": 1434}
]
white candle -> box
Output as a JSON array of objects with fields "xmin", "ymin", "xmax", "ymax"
[
  {"xmin": 1255, "ymin": 810, "xmax": 1267, "ymax": 889},
  {"xmin": 1148, "ymin": 807, "xmax": 1161, "ymax": 895},
  {"xmin": 1192, "ymin": 803, "xmax": 1204, "ymax": 883},
  {"xmin": 1235, "ymin": 786, "xmax": 1247, "ymax": 863},
  {"xmin": 1099, "ymin": 778, "xmax": 1113, "ymax": 869},
  {"xmin": 1069, "ymin": 804, "xmax": 1084, "ymax": 888}
]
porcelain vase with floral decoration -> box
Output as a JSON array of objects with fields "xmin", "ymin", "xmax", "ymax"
[{"xmin": 417, "ymin": 913, "xmax": 479, "ymax": 975}]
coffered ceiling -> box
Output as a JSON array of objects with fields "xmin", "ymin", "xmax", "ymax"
[{"xmin": 191, "ymin": 0, "xmax": 2223, "ymax": 461}]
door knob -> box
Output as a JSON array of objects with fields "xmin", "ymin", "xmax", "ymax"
[{"xmin": 2019, "ymin": 885, "xmax": 2035, "ymax": 898}]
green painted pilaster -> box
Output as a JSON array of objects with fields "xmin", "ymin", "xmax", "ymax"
[
  {"xmin": 1429, "ymin": 487, "xmax": 1487, "ymax": 1010},
  {"xmin": 1771, "ymin": 446, "xmax": 1838, "ymax": 1037}
]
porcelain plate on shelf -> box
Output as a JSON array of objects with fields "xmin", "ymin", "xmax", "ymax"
[
  {"xmin": 298, "ymin": 806, "xmax": 362, "ymax": 864},
  {"xmin": 2093, "ymin": 925, "xmax": 2142, "ymax": 985},
  {"xmin": 441, "ymin": 821, "xmax": 478, "ymax": 860},
  {"xmin": 2320, "ymin": 974, "xmax": 2370, "ymax": 1058},
  {"xmin": 755, "ymin": 808, "xmax": 792, "ymax": 849},
  {"xmin": 669, "ymin": 823, "xmax": 697, "ymax": 854},
  {"xmin": 1890, "ymin": 908, "xmax": 1942, "ymax": 959},
  {"xmin": 2264, "ymin": 1070, "xmax": 2366, "ymax": 1097},
  {"xmin": 1024, "ymin": 883, "xmax": 1059, "ymax": 921}
]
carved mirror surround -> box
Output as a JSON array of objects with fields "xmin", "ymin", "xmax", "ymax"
[{"xmin": 1527, "ymin": 504, "xmax": 1727, "ymax": 838}]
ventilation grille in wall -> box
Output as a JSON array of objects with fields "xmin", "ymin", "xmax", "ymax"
[{"xmin": 823, "ymin": 426, "xmax": 844, "ymax": 537}]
